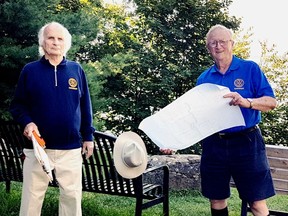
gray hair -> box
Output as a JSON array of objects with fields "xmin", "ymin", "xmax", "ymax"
[
  {"xmin": 38, "ymin": 21, "xmax": 72, "ymax": 56},
  {"xmin": 206, "ymin": 24, "xmax": 233, "ymax": 46}
]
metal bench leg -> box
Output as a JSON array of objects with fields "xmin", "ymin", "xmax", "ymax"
[
  {"xmin": 6, "ymin": 180, "xmax": 11, "ymax": 192},
  {"xmin": 135, "ymin": 196, "xmax": 143, "ymax": 216},
  {"xmin": 163, "ymin": 195, "xmax": 169, "ymax": 216},
  {"xmin": 162, "ymin": 165, "xmax": 169, "ymax": 216},
  {"xmin": 241, "ymin": 200, "xmax": 248, "ymax": 216}
]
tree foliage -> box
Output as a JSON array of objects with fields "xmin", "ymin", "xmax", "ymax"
[
  {"xmin": 0, "ymin": 0, "xmax": 101, "ymax": 119},
  {"xmin": 258, "ymin": 42, "xmax": 288, "ymax": 145},
  {"xmin": 90, "ymin": 0, "xmax": 240, "ymax": 125},
  {"xmin": 0, "ymin": 0, "xmax": 54, "ymax": 119},
  {"xmin": 0, "ymin": 0, "xmax": 287, "ymax": 154},
  {"xmin": 133, "ymin": 0, "xmax": 240, "ymax": 95}
]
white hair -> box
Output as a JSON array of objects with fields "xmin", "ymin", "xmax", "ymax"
[
  {"xmin": 38, "ymin": 21, "xmax": 72, "ymax": 56},
  {"xmin": 205, "ymin": 24, "xmax": 233, "ymax": 46}
]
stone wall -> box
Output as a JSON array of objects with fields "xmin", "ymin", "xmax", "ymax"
[{"xmin": 146, "ymin": 154, "xmax": 201, "ymax": 190}]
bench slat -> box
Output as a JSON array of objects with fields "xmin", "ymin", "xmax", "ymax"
[
  {"xmin": 268, "ymin": 156, "xmax": 288, "ymax": 170},
  {"xmin": 266, "ymin": 145, "xmax": 288, "ymax": 158},
  {"xmin": 273, "ymin": 178, "xmax": 288, "ymax": 193},
  {"xmin": 270, "ymin": 167, "xmax": 288, "ymax": 180}
]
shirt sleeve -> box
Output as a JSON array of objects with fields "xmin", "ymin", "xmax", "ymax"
[
  {"xmin": 9, "ymin": 66, "xmax": 33, "ymax": 127},
  {"xmin": 79, "ymin": 67, "xmax": 95, "ymax": 141}
]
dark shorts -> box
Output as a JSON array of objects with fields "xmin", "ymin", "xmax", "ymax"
[{"xmin": 200, "ymin": 126, "xmax": 275, "ymax": 202}]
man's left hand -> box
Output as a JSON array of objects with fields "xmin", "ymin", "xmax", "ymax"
[
  {"xmin": 224, "ymin": 92, "xmax": 248, "ymax": 108},
  {"xmin": 82, "ymin": 141, "xmax": 94, "ymax": 159}
]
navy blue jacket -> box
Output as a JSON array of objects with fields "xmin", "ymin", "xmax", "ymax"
[{"xmin": 10, "ymin": 56, "xmax": 95, "ymax": 149}]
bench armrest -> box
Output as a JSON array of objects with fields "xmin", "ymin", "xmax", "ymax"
[
  {"xmin": 143, "ymin": 164, "xmax": 169, "ymax": 193},
  {"xmin": 144, "ymin": 164, "xmax": 169, "ymax": 175}
]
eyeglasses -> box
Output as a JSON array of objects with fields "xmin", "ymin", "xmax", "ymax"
[{"xmin": 208, "ymin": 40, "xmax": 232, "ymax": 48}]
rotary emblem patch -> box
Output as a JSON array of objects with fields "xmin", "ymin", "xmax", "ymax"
[
  {"xmin": 234, "ymin": 79, "xmax": 244, "ymax": 90},
  {"xmin": 68, "ymin": 78, "xmax": 78, "ymax": 90}
]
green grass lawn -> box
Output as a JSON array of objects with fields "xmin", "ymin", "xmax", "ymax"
[{"xmin": 1, "ymin": 182, "xmax": 287, "ymax": 216}]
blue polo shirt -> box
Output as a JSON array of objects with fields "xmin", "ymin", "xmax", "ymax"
[{"xmin": 196, "ymin": 55, "xmax": 275, "ymax": 132}]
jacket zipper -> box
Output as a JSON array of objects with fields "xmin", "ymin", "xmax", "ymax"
[{"xmin": 54, "ymin": 66, "xmax": 58, "ymax": 87}]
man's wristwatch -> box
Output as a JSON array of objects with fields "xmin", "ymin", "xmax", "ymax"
[{"xmin": 247, "ymin": 98, "xmax": 253, "ymax": 109}]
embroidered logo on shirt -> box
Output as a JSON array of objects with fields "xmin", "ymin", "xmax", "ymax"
[
  {"xmin": 68, "ymin": 78, "xmax": 78, "ymax": 90},
  {"xmin": 234, "ymin": 79, "xmax": 244, "ymax": 90}
]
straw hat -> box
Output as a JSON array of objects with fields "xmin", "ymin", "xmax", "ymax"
[{"xmin": 113, "ymin": 131, "xmax": 148, "ymax": 179}]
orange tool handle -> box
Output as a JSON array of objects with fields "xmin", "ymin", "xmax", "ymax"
[{"xmin": 32, "ymin": 131, "xmax": 46, "ymax": 148}]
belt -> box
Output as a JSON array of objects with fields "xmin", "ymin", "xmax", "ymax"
[{"xmin": 218, "ymin": 125, "xmax": 259, "ymax": 139}]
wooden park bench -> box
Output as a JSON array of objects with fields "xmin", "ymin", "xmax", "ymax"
[
  {"xmin": 238, "ymin": 144, "xmax": 288, "ymax": 216},
  {"xmin": 0, "ymin": 121, "xmax": 169, "ymax": 216}
]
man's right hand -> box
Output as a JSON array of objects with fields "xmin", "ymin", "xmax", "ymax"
[
  {"xmin": 23, "ymin": 122, "xmax": 40, "ymax": 140},
  {"xmin": 160, "ymin": 149, "xmax": 175, "ymax": 155}
]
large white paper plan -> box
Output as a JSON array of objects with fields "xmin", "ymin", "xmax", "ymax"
[
  {"xmin": 32, "ymin": 134, "xmax": 53, "ymax": 182},
  {"xmin": 139, "ymin": 83, "xmax": 245, "ymax": 150}
]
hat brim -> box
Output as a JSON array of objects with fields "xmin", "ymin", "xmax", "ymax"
[{"xmin": 113, "ymin": 131, "xmax": 148, "ymax": 179}]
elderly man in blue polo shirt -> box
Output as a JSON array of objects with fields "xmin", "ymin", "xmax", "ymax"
[{"xmin": 197, "ymin": 24, "xmax": 277, "ymax": 216}]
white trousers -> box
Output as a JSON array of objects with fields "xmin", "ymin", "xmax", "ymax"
[{"xmin": 20, "ymin": 148, "xmax": 83, "ymax": 216}]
